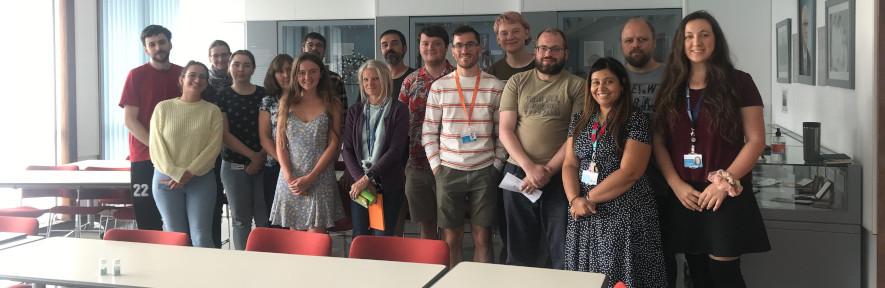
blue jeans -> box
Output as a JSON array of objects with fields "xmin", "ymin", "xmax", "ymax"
[
  {"xmin": 152, "ymin": 169, "xmax": 217, "ymax": 248},
  {"xmin": 220, "ymin": 161, "xmax": 267, "ymax": 250}
]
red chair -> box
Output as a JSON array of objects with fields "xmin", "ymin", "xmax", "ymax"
[
  {"xmin": 103, "ymin": 228, "xmax": 189, "ymax": 246},
  {"xmin": 0, "ymin": 206, "xmax": 46, "ymax": 218},
  {"xmin": 349, "ymin": 235, "xmax": 450, "ymax": 267},
  {"xmin": 0, "ymin": 216, "xmax": 39, "ymax": 235},
  {"xmin": 614, "ymin": 281, "xmax": 628, "ymax": 288},
  {"xmin": 245, "ymin": 227, "xmax": 331, "ymax": 256}
]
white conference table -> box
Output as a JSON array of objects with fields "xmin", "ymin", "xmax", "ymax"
[
  {"xmin": 431, "ymin": 262, "xmax": 607, "ymax": 288},
  {"xmin": 70, "ymin": 160, "xmax": 131, "ymax": 171},
  {"xmin": 0, "ymin": 169, "xmax": 130, "ymax": 190},
  {"xmin": 0, "ymin": 235, "xmax": 43, "ymax": 250},
  {"xmin": 0, "ymin": 237, "xmax": 446, "ymax": 288}
]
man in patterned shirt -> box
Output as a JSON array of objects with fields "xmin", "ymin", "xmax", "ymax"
[{"xmin": 398, "ymin": 25, "xmax": 453, "ymax": 240}]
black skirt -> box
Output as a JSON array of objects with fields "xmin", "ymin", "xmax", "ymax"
[{"xmin": 665, "ymin": 179, "xmax": 771, "ymax": 257}]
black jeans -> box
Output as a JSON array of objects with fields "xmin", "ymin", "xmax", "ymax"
[
  {"xmin": 131, "ymin": 160, "xmax": 163, "ymax": 230},
  {"xmin": 501, "ymin": 162, "xmax": 567, "ymax": 269},
  {"xmin": 262, "ymin": 164, "xmax": 280, "ymax": 226},
  {"xmin": 211, "ymin": 156, "xmax": 224, "ymax": 248}
]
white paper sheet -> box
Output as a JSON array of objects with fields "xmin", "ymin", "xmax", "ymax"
[{"xmin": 498, "ymin": 172, "xmax": 543, "ymax": 203}]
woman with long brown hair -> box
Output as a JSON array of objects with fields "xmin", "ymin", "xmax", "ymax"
[
  {"xmin": 258, "ymin": 54, "xmax": 294, "ymax": 224},
  {"xmin": 269, "ymin": 53, "xmax": 343, "ymax": 233},
  {"xmin": 653, "ymin": 11, "xmax": 769, "ymax": 287}
]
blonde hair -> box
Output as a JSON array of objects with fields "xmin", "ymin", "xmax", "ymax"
[
  {"xmin": 494, "ymin": 11, "xmax": 531, "ymax": 46},
  {"xmin": 357, "ymin": 60, "xmax": 392, "ymax": 103}
]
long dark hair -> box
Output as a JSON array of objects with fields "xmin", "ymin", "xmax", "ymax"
[
  {"xmin": 263, "ymin": 54, "xmax": 294, "ymax": 97},
  {"xmin": 275, "ymin": 53, "xmax": 341, "ymax": 148},
  {"xmin": 574, "ymin": 57, "xmax": 633, "ymax": 152},
  {"xmin": 654, "ymin": 10, "xmax": 743, "ymax": 143}
]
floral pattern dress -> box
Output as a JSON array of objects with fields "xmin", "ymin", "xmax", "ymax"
[{"xmin": 269, "ymin": 112, "xmax": 344, "ymax": 230}]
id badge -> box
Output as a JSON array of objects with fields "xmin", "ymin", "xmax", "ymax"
[
  {"xmin": 460, "ymin": 129, "xmax": 477, "ymax": 143},
  {"xmin": 683, "ymin": 153, "xmax": 703, "ymax": 169},
  {"xmin": 231, "ymin": 163, "xmax": 246, "ymax": 170},
  {"xmin": 580, "ymin": 162, "xmax": 599, "ymax": 185},
  {"xmin": 580, "ymin": 170, "xmax": 599, "ymax": 185}
]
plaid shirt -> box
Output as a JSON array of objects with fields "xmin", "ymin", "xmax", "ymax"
[{"xmin": 398, "ymin": 62, "xmax": 455, "ymax": 170}]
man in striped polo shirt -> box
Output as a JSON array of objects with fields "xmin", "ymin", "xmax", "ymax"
[{"xmin": 422, "ymin": 25, "xmax": 506, "ymax": 268}]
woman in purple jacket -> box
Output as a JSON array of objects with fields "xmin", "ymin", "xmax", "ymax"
[{"xmin": 342, "ymin": 60, "xmax": 409, "ymax": 236}]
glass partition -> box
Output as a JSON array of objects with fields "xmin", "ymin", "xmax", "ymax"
[
  {"xmin": 409, "ymin": 15, "xmax": 501, "ymax": 71},
  {"xmin": 278, "ymin": 20, "xmax": 375, "ymax": 106}
]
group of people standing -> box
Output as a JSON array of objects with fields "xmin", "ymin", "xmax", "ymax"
[{"xmin": 119, "ymin": 9, "xmax": 769, "ymax": 288}]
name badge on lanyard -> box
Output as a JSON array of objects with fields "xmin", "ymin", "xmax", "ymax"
[
  {"xmin": 683, "ymin": 88, "xmax": 704, "ymax": 169},
  {"xmin": 454, "ymin": 70, "xmax": 481, "ymax": 144},
  {"xmin": 581, "ymin": 118, "xmax": 605, "ymax": 186}
]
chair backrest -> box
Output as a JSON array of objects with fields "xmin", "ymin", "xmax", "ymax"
[
  {"xmin": 103, "ymin": 228, "xmax": 189, "ymax": 246},
  {"xmin": 614, "ymin": 281, "xmax": 628, "ymax": 288},
  {"xmin": 349, "ymin": 235, "xmax": 450, "ymax": 267},
  {"xmin": 0, "ymin": 216, "xmax": 39, "ymax": 235},
  {"xmin": 245, "ymin": 227, "xmax": 331, "ymax": 256}
]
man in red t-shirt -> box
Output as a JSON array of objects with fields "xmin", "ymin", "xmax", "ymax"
[{"xmin": 117, "ymin": 25, "xmax": 183, "ymax": 230}]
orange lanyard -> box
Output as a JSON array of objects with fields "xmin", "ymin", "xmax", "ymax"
[{"xmin": 454, "ymin": 70, "xmax": 481, "ymax": 125}]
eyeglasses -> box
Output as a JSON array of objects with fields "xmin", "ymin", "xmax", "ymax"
[
  {"xmin": 184, "ymin": 72, "xmax": 208, "ymax": 80},
  {"xmin": 452, "ymin": 41, "xmax": 479, "ymax": 50},
  {"xmin": 535, "ymin": 46, "xmax": 565, "ymax": 54}
]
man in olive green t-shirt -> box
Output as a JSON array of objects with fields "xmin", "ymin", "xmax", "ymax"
[{"xmin": 499, "ymin": 28, "xmax": 585, "ymax": 269}]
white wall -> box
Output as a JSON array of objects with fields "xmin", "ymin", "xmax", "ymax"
[
  {"xmin": 242, "ymin": 0, "xmax": 374, "ymax": 20},
  {"xmin": 75, "ymin": 0, "xmax": 100, "ymax": 160},
  {"xmin": 771, "ymin": 0, "xmax": 877, "ymax": 286},
  {"xmin": 377, "ymin": 0, "xmax": 520, "ymax": 17},
  {"xmin": 523, "ymin": 0, "xmax": 680, "ymax": 12}
]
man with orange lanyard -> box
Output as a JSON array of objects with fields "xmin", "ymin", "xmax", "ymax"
[{"xmin": 422, "ymin": 25, "xmax": 506, "ymax": 268}]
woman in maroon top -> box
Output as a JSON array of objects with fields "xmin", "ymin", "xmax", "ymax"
[{"xmin": 653, "ymin": 11, "xmax": 770, "ymax": 287}]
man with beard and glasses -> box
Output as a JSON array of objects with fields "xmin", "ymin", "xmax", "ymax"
[
  {"xmin": 302, "ymin": 32, "xmax": 348, "ymax": 108},
  {"xmin": 380, "ymin": 30, "xmax": 416, "ymax": 99},
  {"xmin": 499, "ymin": 28, "xmax": 585, "ymax": 269},
  {"xmin": 119, "ymin": 25, "xmax": 183, "ymax": 231},
  {"xmin": 621, "ymin": 17, "xmax": 676, "ymax": 287},
  {"xmin": 423, "ymin": 25, "xmax": 505, "ymax": 267},
  {"xmin": 399, "ymin": 25, "xmax": 455, "ymax": 240},
  {"xmin": 621, "ymin": 17, "xmax": 664, "ymax": 114}
]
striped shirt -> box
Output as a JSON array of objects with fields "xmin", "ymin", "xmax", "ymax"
[{"xmin": 422, "ymin": 71, "xmax": 506, "ymax": 172}]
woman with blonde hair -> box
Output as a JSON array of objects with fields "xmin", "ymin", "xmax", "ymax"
[{"xmin": 341, "ymin": 60, "xmax": 409, "ymax": 236}]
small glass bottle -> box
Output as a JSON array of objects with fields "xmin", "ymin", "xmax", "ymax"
[
  {"xmin": 99, "ymin": 259, "xmax": 108, "ymax": 275},
  {"xmin": 771, "ymin": 128, "xmax": 786, "ymax": 163}
]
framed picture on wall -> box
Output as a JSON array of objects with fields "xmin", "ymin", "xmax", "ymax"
[
  {"xmin": 776, "ymin": 19, "xmax": 791, "ymax": 83},
  {"xmin": 797, "ymin": 0, "xmax": 816, "ymax": 85},
  {"xmin": 825, "ymin": 0, "xmax": 855, "ymax": 89}
]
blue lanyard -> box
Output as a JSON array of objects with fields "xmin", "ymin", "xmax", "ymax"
[
  {"xmin": 685, "ymin": 88, "xmax": 704, "ymax": 153},
  {"xmin": 685, "ymin": 88, "xmax": 704, "ymax": 127},
  {"xmin": 364, "ymin": 102, "xmax": 385, "ymax": 153}
]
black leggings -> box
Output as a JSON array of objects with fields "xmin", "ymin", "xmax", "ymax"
[{"xmin": 684, "ymin": 254, "xmax": 746, "ymax": 288}]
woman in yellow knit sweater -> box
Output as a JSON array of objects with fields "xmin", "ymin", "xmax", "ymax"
[{"xmin": 149, "ymin": 61, "xmax": 223, "ymax": 248}]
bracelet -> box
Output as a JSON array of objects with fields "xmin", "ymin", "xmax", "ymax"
[
  {"xmin": 707, "ymin": 169, "xmax": 743, "ymax": 190},
  {"xmin": 568, "ymin": 195, "xmax": 580, "ymax": 206}
]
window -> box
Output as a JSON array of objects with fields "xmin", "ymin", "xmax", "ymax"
[
  {"xmin": 409, "ymin": 15, "xmax": 503, "ymax": 71},
  {"xmin": 278, "ymin": 20, "xmax": 375, "ymax": 106}
]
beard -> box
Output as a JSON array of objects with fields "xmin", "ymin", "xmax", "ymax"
[
  {"xmin": 624, "ymin": 48, "xmax": 652, "ymax": 68},
  {"xmin": 151, "ymin": 50, "xmax": 169, "ymax": 63},
  {"xmin": 536, "ymin": 57, "xmax": 565, "ymax": 75},
  {"xmin": 384, "ymin": 51, "xmax": 403, "ymax": 65}
]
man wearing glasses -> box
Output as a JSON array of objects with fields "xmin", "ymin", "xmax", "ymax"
[
  {"xmin": 302, "ymin": 32, "xmax": 348, "ymax": 108},
  {"xmin": 499, "ymin": 28, "xmax": 585, "ymax": 269},
  {"xmin": 422, "ymin": 25, "xmax": 505, "ymax": 268}
]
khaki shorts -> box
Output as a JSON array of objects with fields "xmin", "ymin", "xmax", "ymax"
[
  {"xmin": 405, "ymin": 166, "xmax": 437, "ymax": 223},
  {"xmin": 435, "ymin": 165, "xmax": 498, "ymax": 229}
]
